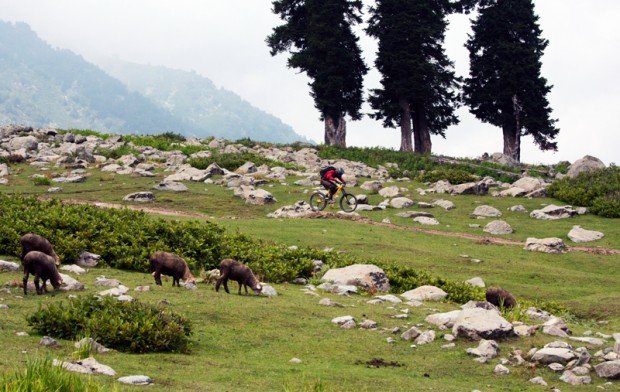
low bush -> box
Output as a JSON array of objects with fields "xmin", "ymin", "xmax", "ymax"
[
  {"xmin": 58, "ymin": 128, "xmax": 110, "ymax": 140},
  {"xmin": 188, "ymin": 152, "xmax": 301, "ymax": 171},
  {"xmin": 547, "ymin": 166, "xmax": 620, "ymax": 218},
  {"xmin": 93, "ymin": 144, "xmax": 139, "ymax": 160},
  {"xmin": 32, "ymin": 176, "xmax": 51, "ymax": 186},
  {"xmin": 1, "ymin": 357, "xmax": 110, "ymax": 392},
  {"xmin": 417, "ymin": 169, "xmax": 477, "ymax": 185},
  {"xmin": 27, "ymin": 296, "xmax": 192, "ymax": 353},
  {"xmin": 123, "ymin": 132, "xmax": 210, "ymax": 156}
]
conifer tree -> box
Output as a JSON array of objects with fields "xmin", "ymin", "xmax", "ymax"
[
  {"xmin": 463, "ymin": 0, "xmax": 558, "ymax": 162},
  {"xmin": 267, "ymin": 0, "xmax": 368, "ymax": 147},
  {"xmin": 367, "ymin": 0, "xmax": 460, "ymax": 153}
]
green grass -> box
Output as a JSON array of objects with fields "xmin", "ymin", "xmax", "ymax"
[{"xmin": 0, "ymin": 266, "xmax": 613, "ymax": 391}]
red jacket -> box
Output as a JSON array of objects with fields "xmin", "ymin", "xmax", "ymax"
[{"xmin": 324, "ymin": 169, "xmax": 343, "ymax": 183}]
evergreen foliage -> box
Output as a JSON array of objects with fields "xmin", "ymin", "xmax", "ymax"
[
  {"xmin": 267, "ymin": 0, "xmax": 368, "ymax": 146},
  {"xmin": 366, "ymin": 0, "xmax": 461, "ymax": 153},
  {"xmin": 463, "ymin": 0, "xmax": 558, "ymax": 161}
]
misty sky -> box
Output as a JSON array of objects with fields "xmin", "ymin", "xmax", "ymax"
[{"xmin": 0, "ymin": 0, "xmax": 618, "ymax": 164}]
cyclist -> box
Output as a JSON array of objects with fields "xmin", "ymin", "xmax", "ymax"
[{"xmin": 320, "ymin": 166, "xmax": 346, "ymax": 202}]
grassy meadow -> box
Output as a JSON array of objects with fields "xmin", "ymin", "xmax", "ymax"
[{"xmin": 0, "ymin": 161, "xmax": 618, "ymax": 391}]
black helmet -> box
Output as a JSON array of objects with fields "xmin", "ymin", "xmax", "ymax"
[{"xmin": 338, "ymin": 168, "xmax": 344, "ymax": 175}]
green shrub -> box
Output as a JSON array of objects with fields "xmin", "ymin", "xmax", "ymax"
[
  {"xmin": 1, "ymin": 357, "xmax": 110, "ymax": 392},
  {"xmin": 32, "ymin": 176, "xmax": 51, "ymax": 186},
  {"xmin": 93, "ymin": 144, "xmax": 138, "ymax": 160},
  {"xmin": 58, "ymin": 128, "xmax": 110, "ymax": 140},
  {"xmin": 188, "ymin": 152, "xmax": 301, "ymax": 171},
  {"xmin": 417, "ymin": 169, "xmax": 477, "ymax": 185},
  {"xmin": 27, "ymin": 296, "xmax": 192, "ymax": 353},
  {"xmin": 547, "ymin": 166, "xmax": 620, "ymax": 218}
]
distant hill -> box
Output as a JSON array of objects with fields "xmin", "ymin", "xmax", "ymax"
[
  {"xmin": 97, "ymin": 59, "xmax": 309, "ymax": 143},
  {"xmin": 0, "ymin": 21, "xmax": 307, "ymax": 143}
]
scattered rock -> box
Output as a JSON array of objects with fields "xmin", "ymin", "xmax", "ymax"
[
  {"xmin": 483, "ymin": 220, "xmax": 513, "ymax": 235},
  {"xmin": 321, "ymin": 264, "xmax": 390, "ymax": 292},
  {"xmin": 413, "ymin": 216, "xmax": 440, "ymax": 225},
  {"xmin": 39, "ymin": 336, "xmax": 61, "ymax": 348},
  {"xmin": 60, "ymin": 264, "xmax": 87, "ymax": 275},
  {"xmin": 569, "ymin": 336, "xmax": 605, "ymax": 346},
  {"xmin": 567, "ymin": 226, "xmax": 604, "ymax": 243},
  {"xmin": 379, "ymin": 186, "xmax": 401, "ymax": 198},
  {"xmin": 594, "ymin": 360, "xmax": 620, "ymax": 379},
  {"xmin": 360, "ymin": 319, "xmax": 378, "ymax": 329},
  {"xmin": 332, "ymin": 315, "xmax": 355, "ymax": 326},
  {"xmin": 425, "ymin": 310, "xmax": 462, "ymax": 328},
  {"xmin": 524, "ymin": 237, "xmax": 567, "ymax": 254},
  {"xmin": 472, "ymin": 205, "xmax": 502, "ymax": 218},
  {"xmin": 559, "ymin": 370, "xmax": 591, "ymax": 385},
  {"xmin": 95, "ymin": 276, "xmax": 121, "ymax": 287},
  {"xmin": 390, "ymin": 197, "xmax": 414, "ymax": 209},
  {"xmin": 415, "ymin": 330, "xmax": 436, "ymax": 345},
  {"xmin": 529, "ymin": 376, "xmax": 547, "ymax": 386},
  {"xmin": 153, "ymin": 181, "xmax": 188, "ymax": 192},
  {"xmin": 134, "ymin": 285, "xmax": 150, "ymax": 292},
  {"xmin": 508, "ymin": 205, "xmax": 527, "ymax": 212},
  {"xmin": 452, "ymin": 308, "xmax": 515, "ymax": 341},
  {"xmin": 54, "ymin": 357, "xmax": 116, "ymax": 376},
  {"xmin": 117, "ymin": 375, "xmax": 153, "ymax": 385},
  {"xmin": 530, "ymin": 204, "xmax": 577, "ymax": 220},
  {"xmin": 433, "ymin": 199, "xmax": 455, "ymax": 210},
  {"xmin": 401, "ymin": 327, "xmax": 422, "ymax": 341},
  {"xmin": 0, "ymin": 260, "xmax": 20, "ymax": 272},
  {"xmin": 374, "ymin": 294, "xmax": 402, "ymax": 304},
  {"xmin": 532, "ymin": 347, "xmax": 577, "ymax": 365},
  {"xmin": 465, "ymin": 277, "xmax": 485, "ymax": 288},
  {"xmin": 259, "ymin": 284, "xmax": 278, "ymax": 297},
  {"xmin": 396, "ymin": 211, "xmax": 434, "ymax": 218},
  {"xmin": 466, "ymin": 339, "xmax": 499, "ymax": 359},
  {"xmin": 493, "ymin": 364, "xmax": 510, "ymax": 375},
  {"xmin": 74, "ymin": 337, "xmax": 111, "ymax": 354},
  {"xmin": 401, "ymin": 285, "xmax": 447, "ymax": 301},
  {"xmin": 289, "ymin": 357, "xmax": 303, "ymax": 364},
  {"xmin": 76, "ymin": 251, "xmax": 100, "ymax": 268},
  {"xmin": 59, "ymin": 273, "xmax": 85, "ymax": 291},
  {"xmin": 360, "ymin": 181, "xmax": 383, "ymax": 194}
]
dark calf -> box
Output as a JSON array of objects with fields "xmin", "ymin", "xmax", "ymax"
[
  {"xmin": 23, "ymin": 251, "xmax": 63, "ymax": 295},
  {"xmin": 20, "ymin": 233, "xmax": 60, "ymax": 266},
  {"xmin": 149, "ymin": 251, "xmax": 196, "ymax": 287},
  {"xmin": 215, "ymin": 259, "xmax": 262, "ymax": 295}
]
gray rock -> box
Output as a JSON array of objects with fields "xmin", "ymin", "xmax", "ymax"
[
  {"xmin": 529, "ymin": 377, "xmax": 547, "ymax": 386},
  {"xmin": 467, "ymin": 339, "xmax": 499, "ymax": 359},
  {"xmin": 59, "ymin": 273, "xmax": 85, "ymax": 291},
  {"xmin": 549, "ymin": 363, "xmax": 565, "ymax": 372},
  {"xmin": 0, "ymin": 163, "xmax": 9, "ymax": 177},
  {"xmin": 465, "ymin": 277, "xmax": 485, "ymax": 288},
  {"xmin": 379, "ymin": 186, "xmax": 401, "ymax": 198},
  {"xmin": 413, "ymin": 216, "xmax": 440, "ymax": 225},
  {"xmin": 76, "ymin": 251, "xmax": 100, "ymax": 268},
  {"xmin": 559, "ymin": 370, "xmax": 591, "ymax": 385},
  {"xmin": 153, "ymin": 181, "xmax": 188, "ymax": 192},
  {"xmin": 568, "ymin": 226, "xmax": 604, "ymax": 243},
  {"xmin": 483, "ymin": 220, "xmax": 513, "ymax": 235},
  {"xmin": 594, "ymin": 360, "xmax": 620, "ymax": 379},
  {"xmin": 417, "ymin": 202, "xmax": 434, "ymax": 208},
  {"xmin": 0, "ymin": 260, "xmax": 20, "ymax": 272},
  {"xmin": 451, "ymin": 181, "xmax": 488, "ymax": 196},
  {"xmin": 331, "ymin": 315, "xmax": 354, "ymax": 326},
  {"xmin": 55, "ymin": 357, "xmax": 116, "ymax": 376},
  {"xmin": 508, "ymin": 205, "xmax": 527, "ymax": 212},
  {"xmin": 60, "ymin": 264, "xmax": 87, "ymax": 275},
  {"xmin": 52, "ymin": 175, "xmax": 86, "ymax": 183},
  {"xmin": 567, "ymin": 155, "xmax": 605, "ymax": 178},
  {"xmin": 493, "ymin": 364, "xmax": 510, "ymax": 375},
  {"xmin": 360, "ymin": 319, "xmax": 378, "ymax": 329},
  {"xmin": 472, "ymin": 205, "xmax": 502, "ymax": 218},
  {"xmin": 360, "ymin": 181, "xmax": 383, "ymax": 194},
  {"xmin": 289, "ymin": 357, "xmax": 303, "ymax": 364},
  {"xmin": 433, "ymin": 199, "xmax": 455, "ymax": 210},
  {"xmin": 415, "ymin": 330, "xmax": 436, "ymax": 345},
  {"xmin": 530, "ymin": 204, "xmax": 577, "ymax": 220},
  {"xmin": 47, "ymin": 187, "xmax": 63, "ymax": 193},
  {"xmin": 374, "ymin": 294, "xmax": 402, "ymax": 304},
  {"xmin": 260, "ymin": 284, "xmax": 278, "ymax": 297},
  {"xmin": 499, "ymin": 187, "xmax": 527, "ymax": 197},
  {"xmin": 425, "ymin": 310, "xmax": 462, "ymax": 328},
  {"xmin": 401, "ymin": 285, "xmax": 447, "ymax": 301},
  {"xmin": 39, "ymin": 336, "xmax": 61, "ymax": 348},
  {"xmin": 525, "ymin": 307, "xmax": 552, "ymax": 321},
  {"xmin": 117, "ymin": 375, "xmax": 153, "ymax": 385},
  {"xmin": 524, "ymin": 237, "xmax": 567, "ymax": 254},
  {"xmin": 401, "ymin": 327, "xmax": 422, "ymax": 341},
  {"xmin": 532, "ymin": 348, "xmax": 577, "ymax": 364},
  {"xmin": 321, "ymin": 264, "xmax": 390, "ymax": 292},
  {"xmin": 452, "ymin": 308, "xmax": 514, "ymax": 340},
  {"xmin": 123, "ymin": 191, "xmax": 155, "ymax": 202},
  {"xmin": 512, "ymin": 176, "xmax": 547, "ymax": 192},
  {"xmin": 7, "ymin": 136, "xmax": 38, "ymax": 151},
  {"xmin": 390, "ymin": 197, "xmax": 414, "ymax": 209},
  {"xmin": 236, "ymin": 161, "xmax": 257, "ymax": 174},
  {"xmin": 396, "ymin": 211, "xmax": 434, "ymax": 218},
  {"xmin": 569, "ymin": 336, "xmax": 605, "ymax": 346},
  {"xmin": 341, "ymin": 320, "xmax": 357, "ymax": 329},
  {"xmin": 74, "ymin": 337, "xmax": 111, "ymax": 354},
  {"xmin": 134, "ymin": 285, "xmax": 150, "ymax": 292}
]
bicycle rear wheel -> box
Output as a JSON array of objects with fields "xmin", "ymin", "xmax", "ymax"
[
  {"xmin": 309, "ymin": 192, "xmax": 327, "ymax": 211},
  {"xmin": 339, "ymin": 193, "xmax": 358, "ymax": 212}
]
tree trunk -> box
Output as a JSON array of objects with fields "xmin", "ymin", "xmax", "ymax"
[
  {"xmin": 412, "ymin": 104, "xmax": 432, "ymax": 154},
  {"xmin": 502, "ymin": 122, "xmax": 521, "ymax": 162},
  {"xmin": 399, "ymin": 99, "xmax": 413, "ymax": 152},
  {"xmin": 324, "ymin": 114, "xmax": 347, "ymax": 147}
]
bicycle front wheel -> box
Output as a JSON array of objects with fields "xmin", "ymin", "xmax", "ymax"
[
  {"xmin": 339, "ymin": 193, "xmax": 358, "ymax": 213},
  {"xmin": 309, "ymin": 192, "xmax": 327, "ymax": 211}
]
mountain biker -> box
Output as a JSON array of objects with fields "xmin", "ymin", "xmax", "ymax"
[{"xmin": 320, "ymin": 166, "xmax": 346, "ymax": 202}]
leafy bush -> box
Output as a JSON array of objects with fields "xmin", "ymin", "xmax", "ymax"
[
  {"xmin": 1, "ymin": 357, "xmax": 110, "ymax": 392},
  {"xmin": 28, "ymin": 296, "xmax": 192, "ymax": 353},
  {"xmin": 58, "ymin": 128, "xmax": 110, "ymax": 140},
  {"xmin": 417, "ymin": 169, "xmax": 477, "ymax": 185},
  {"xmin": 188, "ymin": 152, "xmax": 301, "ymax": 171},
  {"xmin": 547, "ymin": 166, "xmax": 620, "ymax": 218},
  {"xmin": 0, "ymin": 154, "xmax": 26, "ymax": 164},
  {"xmin": 93, "ymin": 144, "xmax": 139, "ymax": 160},
  {"xmin": 318, "ymin": 145, "xmax": 518, "ymax": 183},
  {"xmin": 32, "ymin": 176, "xmax": 51, "ymax": 186}
]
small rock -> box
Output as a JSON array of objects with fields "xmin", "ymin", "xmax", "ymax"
[
  {"xmin": 483, "ymin": 220, "xmax": 513, "ymax": 235},
  {"xmin": 134, "ymin": 285, "xmax": 150, "ymax": 292},
  {"xmin": 39, "ymin": 336, "xmax": 61, "ymax": 348},
  {"xmin": 16, "ymin": 332, "xmax": 29, "ymax": 336},
  {"xmin": 465, "ymin": 277, "xmax": 485, "ymax": 288},
  {"xmin": 0, "ymin": 260, "xmax": 20, "ymax": 272},
  {"xmin": 529, "ymin": 376, "xmax": 547, "ymax": 386},
  {"xmin": 289, "ymin": 357, "xmax": 303, "ymax": 364},
  {"xmin": 415, "ymin": 330, "xmax": 436, "ymax": 345},
  {"xmin": 332, "ymin": 315, "xmax": 354, "ymax": 326},
  {"xmin": 401, "ymin": 285, "xmax": 447, "ymax": 301},
  {"xmin": 413, "ymin": 216, "xmax": 440, "ymax": 225},
  {"xmin": 442, "ymin": 343, "xmax": 456, "ymax": 349},
  {"xmin": 122, "ymin": 191, "xmax": 155, "ymax": 202},
  {"xmin": 494, "ymin": 364, "xmax": 510, "ymax": 375},
  {"xmin": 117, "ymin": 375, "xmax": 153, "ymax": 385},
  {"xmin": 549, "ymin": 363, "xmax": 565, "ymax": 372},
  {"xmin": 472, "ymin": 205, "xmax": 502, "ymax": 218},
  {"xmin": 559, "ymin": 370, "xmax": 591, "ymax": 385},
  {"xmin": 386, "ymin": 337, "xmax": 396, "ymax": 344},
  {"xmin": 60, "ymin": 264, "xmax": 86, "ymax": 275},
  {"xmin": 467, "ymin": 339, "xmax": 499, "ymax": 359},
  {"xmin": 260, "ymin": 284, "xmax": 278, "ymax": 297},
  {"xmin": 401, "ymin": 327, "xmax": 422, "ymax": 341},
  {"xmin": 360, "ymin": 320, "xmax": 378, "ymax": 329},
  {"xmin": 341, "ymin": 320, "xmax": 357, "ymax": 329}
]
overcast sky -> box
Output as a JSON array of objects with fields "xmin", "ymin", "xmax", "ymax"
[{"xmin": 0, "ymin": 0, "xmax": 618, "ymax": 164}]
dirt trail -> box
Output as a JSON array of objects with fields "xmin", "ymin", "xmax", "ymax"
[{"xmin": 58, "ymin": 198, "xmax": 620, "ymax": 255}]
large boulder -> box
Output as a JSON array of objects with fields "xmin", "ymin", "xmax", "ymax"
[
  {"xmin": 433, "ymin": 199, "xmax": 455, "ymax": 210},
  {"xmin": 321, "ymin": 264, "xmax": 390, "ymax": 292},
  {"xmin": 59, "ymin": 273, "xmax": 85, "ymax": 291},
  {"xmin": 467, "ymin": 339, "xmax": 499, "ymax": 359},
  {"xmin": 390, "ymin": 197, "xmax": 414, "ymax": 209},
  {"xmin": 379, "ymin": 186, "xmax": 401, "ymax": 198},
  {"xmin": 452, "ymin": 308, "xmax": 515, "ymax": 340},
  {"xmin": 6, "ymin": 136, "xmax": 38, "ymax": 151},
  {"xmin": 512, "ymin": 177, "xmax": 547, "ymax": 192},
  {"xmin": 531, "ymin": 347, "xmax": 577, "ymax": 365},
  {"xmin": 164, "ymin": 165, "xmax": 210, "ymax": 182},
  {"xmin": 567, "ymin": 226, "xmax": 604, "ymax": 243},
  {"xmin": 483, "ymin": 220, "xmax": 513, "ymax": 235},
  {"xmin": 360, "ymin": 181, "xmax": 382, "ymax": 194},
  {"xmin": 0, "ymin": 260, "xmax": 20, "ymax": 272},
  {"xmin": 451, "ymin": 181, "xmax": 488, "ymax": 196},
  {"xmin": 524, "ymin": 237, "xmax": 567, "ymax": 254},
  {"xmin": 472, "ymin": 205, "xmax": 502, "ymax": 218},
  {"xmin": 153, "ymin": 181, "xmax": 188, "ymax": 192},
  {"xmin": 413, "ymin": 216, "xmax": 440, "ymax": 225},
  {"xmin": 76, "ymin": 251, "xmax": 100, "ymax": 268},
  {"xmin": 236, "ymin": 161, "xmax": 257, "ymax": 174},
  {"xmin": 267, "ymin": 201, "xmax": 314, "ymax": 218},
  {"xmin": 401, "ymin": 285, "xmax": 447, "ymax": 301},
  {"xmin": 567, "ymin": 155, "xmax": 605, "ymax": 178},
  {"xmin": 425, "ymin": 310, "xmax": 462, "ymax": 328},
  {"xmin": 243, "ymin": 188, "xmax": 276, "ymax": 205},
  {"xmin": 594, "ymin": 360, "xmax": 620, "ymax": 379},
  {"xmin": 530, "ymin": 204, "xmax": 577, "ymax": 220},
  {"xmin": 122, "ymin": 192, "xmax": 155, "ymax": 203}
]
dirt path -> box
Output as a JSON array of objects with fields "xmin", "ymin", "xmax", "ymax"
[{"xmin": 59, "ymin": 198, "xmax": 620, "ymax": 255}]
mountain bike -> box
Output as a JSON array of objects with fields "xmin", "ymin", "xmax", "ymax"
[{"xmin": 309, "ymin": 183, "xmax": 358, "ymax": 213}]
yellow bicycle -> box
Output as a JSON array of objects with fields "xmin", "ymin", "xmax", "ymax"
[{"xmin": 309, "ymin": 183, "xmax": 358, "ymax": 212}]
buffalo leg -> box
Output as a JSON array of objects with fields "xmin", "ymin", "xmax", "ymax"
[
  {"xmin": 22, "ymin": 272, "xmax": 29, "ymax": 295},
  {"xmin": 34, "ymin": 275, "xmax": 42, "ymax": 295},
  {"xmin": 152, "ymin": 271, "xmax": 162, "ymax": 286}
]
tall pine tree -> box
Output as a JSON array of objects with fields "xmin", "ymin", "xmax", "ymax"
[
  {"xmin": 267, "ymin": 0, "xmax": 368, "ymax": 147},
  {"xmin": 463, "ymin": 0, "xmax": 558, "ymax": 162},
  {"xmin": 366, "ymin": 0, "xmax": 460, "ymax": 153}
]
